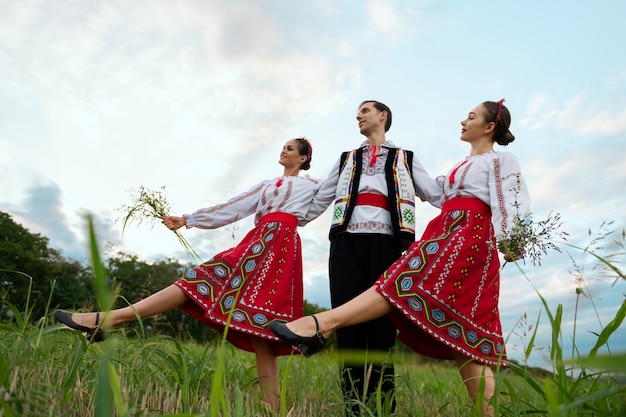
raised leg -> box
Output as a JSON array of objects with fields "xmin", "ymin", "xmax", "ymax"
[
  {"xmin": 61, "ymin": 284, "xmax": 189, "ymax": 329},
  {"xmin": 285, "ymin": 287, "xmax": 393, "ymax": 339}
]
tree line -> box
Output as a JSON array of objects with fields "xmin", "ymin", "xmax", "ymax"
[{"xmin": 0, "ymin": 211, "xmax": 325, "ymax": 342}]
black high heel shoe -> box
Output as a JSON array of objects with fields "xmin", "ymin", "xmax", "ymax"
[
  {"xmin": 54, "ymin": 309, "xmax": 104, "ymax": 343},
  {"xmin": 269, "ymin": 315, "xmax": 327, "ymax": 357}
]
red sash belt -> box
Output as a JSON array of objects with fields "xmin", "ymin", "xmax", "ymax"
[
  {"xmin": 259, "ymin": 212, "xmax": 298, "ymax": 227},
  {"xmin": 355, "ymin": 193, "xmax": 389, "ymax": 210},
  {"xmin": 442, "ymin": 197, "xmax": 490, "ymax": 213}
]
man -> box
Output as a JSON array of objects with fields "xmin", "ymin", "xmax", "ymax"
[{"xmin": 305, "ymin": 100, "xmax": 441, "ymax": 415}]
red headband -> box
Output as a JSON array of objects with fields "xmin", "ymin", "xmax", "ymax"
[{"xmin": 494, "ymin": 98, "xmax": 506, "ymax": 125}]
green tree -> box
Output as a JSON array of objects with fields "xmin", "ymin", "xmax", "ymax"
[
  {"xmin": 0, "ymin": 210, "xmax": 333, "ymax": 345},
  {"xmin": 105, "ymin": 252, "xmax": 217, "ymax": 341},
  {"xmin": 0, "ymin": 211, "xmax": 93, "ymax": 321},
  {"xmin": 47, "ymin": 252, "xmax": 94, "ymax": 310}
]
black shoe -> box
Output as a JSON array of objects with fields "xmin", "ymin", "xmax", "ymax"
[
  {"xmin": 54, "ymin": 309, "xmax": 104, "ymax": 343},
  {"xmin": 269, "ymin": 315, "xmax": 327, "ymax": 357}
]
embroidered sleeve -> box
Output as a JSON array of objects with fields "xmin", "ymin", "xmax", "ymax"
[
  {"xmin": 489, "ymin": 152, "xmax": 531, "ymax": 239},
  {"xmin": 185, "ymin": 181, "xmax": 268, "ymax": 229},
  {"xmin": 411, "ymin": 155, "xmax": 443, "ymax": 208},
  {"xmin": 302, "ymin": 156, "xmax": 342, "ymax": 222}
]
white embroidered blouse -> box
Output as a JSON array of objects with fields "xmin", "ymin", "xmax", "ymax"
[
  {"xmin": 439, "ymin": 151, "xmax": 531, "ymax": 239},
  {"xmin": 184, "ymin": 175, "xmax": 323, "ymax": 229},
  {"xmin": 304, "ymin": 141, "xmax": 441, "ymax": 235}
]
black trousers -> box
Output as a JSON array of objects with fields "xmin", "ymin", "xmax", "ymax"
[{"xmin": 329, "ymin": 233, "xmax": 402, "ymax": 416}]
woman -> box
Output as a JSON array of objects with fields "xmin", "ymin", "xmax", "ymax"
[
  {"xmin": 55, "ymin": 137, "xmax": 319, "ymax": 412},
  {"xmin": 270, "ymin": 100, "xmax": 530, "ymax": 416}
]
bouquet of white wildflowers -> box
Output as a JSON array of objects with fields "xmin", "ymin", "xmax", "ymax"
[
  {"xmin": 118, "ymin": 186, "xmax": 202, "ymax": 263},
  {"xmin": 497, "ymin": 211, "xmax": 568, "ymax": 266}
]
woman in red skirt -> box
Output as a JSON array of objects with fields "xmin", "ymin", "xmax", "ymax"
[
  {"xmin": 55, "ymin": 137, "xmax": 320, "ymax": 412},
  {"xmin": 270, "ymin": 100, "xmax": 531, "ymax": 416}
]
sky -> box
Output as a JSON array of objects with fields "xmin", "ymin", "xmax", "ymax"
[{"xmin": 1, "ymin": 0, "xmax": 625, "ymax": 370}]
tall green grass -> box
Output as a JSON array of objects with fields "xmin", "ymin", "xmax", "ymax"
[{"xmin": 0, "ymin": 216, "xmax": 624, "ymax": 416}]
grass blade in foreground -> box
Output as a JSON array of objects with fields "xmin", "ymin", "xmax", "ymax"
[{"xmin": 87, "ymin": 215, "xmax": 130, "ymax": 417}]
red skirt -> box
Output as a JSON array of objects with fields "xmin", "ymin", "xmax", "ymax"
[
  {"xmin": 176, "ymin": 212, "xmax": 302, "ymax": 356},
  {"xmin": 376, "ymin": 198, "xmax": 507, "ymax": 366}
]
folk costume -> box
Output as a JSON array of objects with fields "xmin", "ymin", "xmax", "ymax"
[
  {"xmin": 176, "ymin": 175, "xmax": 321, "ymax": 356},
  {"xmin": 376, "ymin": 151, "xmax": 530, "ymax": 366},
  {"xmin": 305, "ymin": 141, "xmax": 441, "ymax": 411}
]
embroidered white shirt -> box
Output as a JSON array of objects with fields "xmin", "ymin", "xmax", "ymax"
[
  {"xmin": 439, "ymin": 151, "xmax": 531, "ymax": 238},
  {"xmin": 305, "ymin": 141, "xmax": 441, "ymax": 235},
  {"xmin": 185, "ymin": 175, "xmax": 322, "ymax": 229}
]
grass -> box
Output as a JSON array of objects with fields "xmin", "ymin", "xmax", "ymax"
[
  {"xmin": 0, "ymin": 329, "xmax": 536, "ymax": 416},
  {"xmin": 1, "ymin": 327, "xmax": 622, "ymax": 416},
  {"xmin": 0, "ymin": 217, "xmax": 625, "ymax": 416}
]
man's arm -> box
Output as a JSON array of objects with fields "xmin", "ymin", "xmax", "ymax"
[
  {"xmin": 411, "ymin": 156, "xmax": 443, "ymax": 208},
  {"xmin": 302, "ymin": 157, "xmax": 342, "ymax": 223}
]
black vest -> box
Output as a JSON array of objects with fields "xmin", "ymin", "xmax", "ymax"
[{"xmin": 329, "ymin": 147, "xmax": 415, "ymax": 247}]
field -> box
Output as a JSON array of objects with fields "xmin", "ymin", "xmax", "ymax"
[
  {"xmin": 1, "ymin": 218, "xmax": 625, "ymax": 416},
  {"xmin": 0, "ymin": 318, "xmax": 624, "ymax": 416}
]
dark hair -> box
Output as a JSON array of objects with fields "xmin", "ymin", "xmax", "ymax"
[
  {"xmin": 294, "ymin": 137, "xmax": 312, "ymax": 170},
  {"xmin": 359, "ymin": 100, "xmax": 392, "ymax": 132},
  {"xmin": 482, "ymin": 101, "xmax": 515, "ymax": 145}
]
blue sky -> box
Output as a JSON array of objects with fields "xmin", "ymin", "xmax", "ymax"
[{"xmin": 1, "ymin": 0, "xmax": 625, "ymax": 370}]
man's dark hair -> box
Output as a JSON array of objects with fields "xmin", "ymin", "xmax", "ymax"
[{"xmin": 359, "ymin": 100, "xmax": 392, "ymax": 132}]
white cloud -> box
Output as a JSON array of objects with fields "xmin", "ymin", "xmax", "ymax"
[
  {"xmin": 367, "ymin": 1, "xmax": 404, "ymax": 33},
  {"xmin": 520, "ymin": 92, "xmax": 626, "ymax": 136}
]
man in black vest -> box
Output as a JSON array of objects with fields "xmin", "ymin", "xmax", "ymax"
[{"xmin": 305, "ymin": 100, "xmax": 440, "ymax": 416}]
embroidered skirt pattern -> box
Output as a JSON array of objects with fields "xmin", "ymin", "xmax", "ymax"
[
  {"xmin": 376, "ymin": 197, "xmax": 507, "ymax": 366},
  {"xmin": 176, "ymin": 212, "xmax": 302, "ymax": 355}
]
